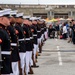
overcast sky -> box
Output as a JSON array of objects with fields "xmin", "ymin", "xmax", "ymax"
[{"xmin": 0, "ymin": 0, "xmax": 75, "ymax": 5}]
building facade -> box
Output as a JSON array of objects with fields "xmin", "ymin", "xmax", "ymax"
[{"xmin": 0, "ymin": 4, "xmax": 75, "ymax": 19}]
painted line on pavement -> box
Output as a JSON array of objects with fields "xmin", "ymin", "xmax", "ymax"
[
  {"xmin": 55, "ymin": 39, "xmax": 63, "ymax": 66},
  {"xmin": 55, "ymin": 39, "xmax": 57, "ymax": 41},
  {"xmin": 57, "ymin": 46, "xmax": 63, "ymax": 66}
]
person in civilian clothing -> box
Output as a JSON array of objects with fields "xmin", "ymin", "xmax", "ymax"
[{"xmin": 62, "ymin": 22, "xmax": 67, "ymax": 40}]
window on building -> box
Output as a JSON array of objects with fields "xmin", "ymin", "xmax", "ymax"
[
  {"xmin": 33, "ymin": 13, "xmax": 47, "ymax": 19},
  {"xmin": 52, "ymin": 12, "xmax": 54, "ymax": 16},
  {"xmin": 48, "ymin": 11, "xmax": 50, "ymax": 15},
  {"xmin": 54, "ymin": 13, "xmax": 68, "ymax": 19},
  {"xmin": 73, "ymin": 11, "xmax": 75, "ymax": 16},
  {"xmin": 67, "ymin": 5, "xmax": 74, "ymax": 8},
  {"xmin": 68, "ymin": 11, "xmax": 71, "ymax": 16}
]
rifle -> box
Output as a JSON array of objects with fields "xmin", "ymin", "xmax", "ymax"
[
  {"xmin": 21, "ymin": 23, "xmax": 26, "ymax": 40},
  {"xmin": 0, "ymin": 45, "xmax": 2, "ymax": 74}
]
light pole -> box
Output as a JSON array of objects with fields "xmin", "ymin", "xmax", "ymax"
[
  {"xmin": 45, "ymin": 5, "xmax": 53, "ymax": 19},
  {"xmin": 45, "ymin": 5, "xmax": 56, "ymax": 19},
  {"xmin": 38, "ymin": 0, "xmax": 40, "ymax": 5}
]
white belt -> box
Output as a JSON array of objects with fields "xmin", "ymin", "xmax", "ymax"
[
  {"xmin": 41, "ymin": 28, "xmax": 44, "ymax": 30},
  {"xmin": 33, "ymin": 34, "xmax": 37, "ymax": 36},
  {"xmin": 37, "ymin": 31, "xmax": 40, "ymax": 32},
  {"xmin": 25, "ymin": 38, "xmax": 30, "ymax": 40},
  {"xmin": 1, "ymin": 51, "xmax": 11, "ymax": 55},
  {"xmin": 18, "ymin": 38, "xmax": 24, "ymax": 41},
  {"xmin": 30, "ymin": 37, "xmax": 33, "ymax": 39},
  {"xmin": 11, "ymin": 43, "xmax": 17, "ymax": 46}
]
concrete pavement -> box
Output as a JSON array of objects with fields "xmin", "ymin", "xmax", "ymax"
[{"xmin": 32, "ymin": 38, "xmax": 75, "ymax": 75}]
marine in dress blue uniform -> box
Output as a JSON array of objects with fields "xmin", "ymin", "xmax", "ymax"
[
  {"xmin": 15, "ymin": 13, "xmax": 26, "ymax": 75},
  {"xmin": 23, "ymin": 19, "xmax": 34, "ymax": 75},
  {"xmin": 0, "ymin": 10, "xmax": 12, "ymax": 74},
  {"xmin": 6, "ymin": 10, "xmax": 20, "ymax": 75},
  {"xmin": 30, "ymin": 17, "xmax": 39, "ymax": 67}
]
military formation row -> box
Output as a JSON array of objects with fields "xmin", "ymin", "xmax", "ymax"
[{"xmin": 0, "ymin": 9, "xmax": 48, "ymax": 75}]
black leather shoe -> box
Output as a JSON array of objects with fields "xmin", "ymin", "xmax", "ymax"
[
  {"xmin": 28, "ymin": 72, "xmax": 34, "ymax": 74},
  {"xmin": 31, "ymin": 65, "xmax": 39, "ymax": 68}
]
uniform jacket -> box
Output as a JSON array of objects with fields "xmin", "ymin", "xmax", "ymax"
[
  {"xmin": 15, "ymin": 23, "xmax": 26, "ymax": 52},
  {"xmin": 7, "ymin": 25, "xmax": 20, "ymax": 62},
  {"xmin": 0, "ymin": 26, "xmax": 12, "ymax": 74}
]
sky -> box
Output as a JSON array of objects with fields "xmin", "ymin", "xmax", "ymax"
[{"xmin": 0, "ymin": 0, "xmax": 75, "ymax": 5}]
